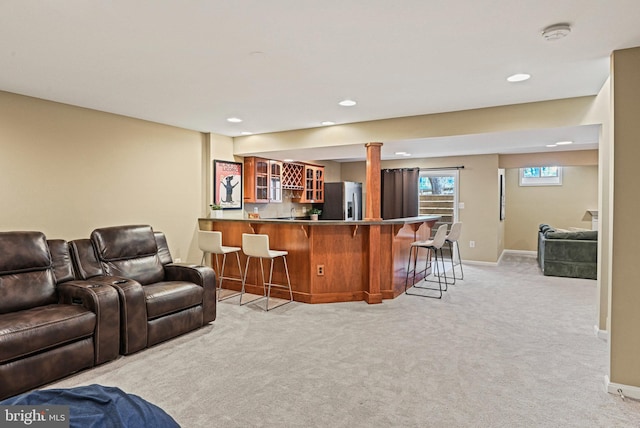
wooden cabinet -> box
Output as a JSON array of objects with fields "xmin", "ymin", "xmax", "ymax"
[
  {"xmin": 294, "ymin": 164, "xmax": 324, "ymax": 203},
  {"xmin": 282, "ymin": 162, "xmax": 304, "ymax": 190},
  {"xmin": 269, "ymin": 160, "xmax": 283, "ymax": 203},
  {"xmin": 244, "ymin": 157, "xmax": 270, "ymax": 203},
  {"xmin": 246, "ymin": 157, "xmax": 324, "ymax": 203}
]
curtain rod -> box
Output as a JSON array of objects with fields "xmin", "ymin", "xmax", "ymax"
[
  {"xmin": 419, "ymin": 166, "xmax": 465, "ymax": 171},
  {"xmin": 382, "ymin": 166, "xmax": 465, "ymax": 172}
]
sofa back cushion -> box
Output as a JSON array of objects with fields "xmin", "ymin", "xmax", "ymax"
[
  {"xmin": 545, "ymin": 230, "xmax": 598, "ymax": 240},
  {"xmin": 69, "ymin": 239, "xmax": 104, "ymax": 280},
  {"xmin": 91, "ymin": 225, "xmax": 165, "ymax": 285},
  {"xmin": 154, "ymin": 232, "xmax": 173, "ymax": 266},
  {"xmin": 47, "ymin": 239, "xmax": 76, "ymax": 284},
  {"xmin": 0, "ymin": 231, "xmax": 57, "ymax": 314}
]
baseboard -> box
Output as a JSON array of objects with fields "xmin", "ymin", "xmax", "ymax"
[
  {"xmin": 502, "ymin": 249, "xmax": 537, "ymax": 257},
  {"xmin": 430, "ymin": 250, "xmax": 535, "ymax": 267},
  {"xmin": 593, "ymin": 325, "xmax": 608, "ymax": 341},
  {"xmin": 604, "ymin": 375, "xmax": 640, "ymax": 401},
  {"xmin": 487, "ymin": 249, "xmax": 537, "ymax": 266},
  {"xmin": 463, "ymin": 259, "xmax": 498, "ymax": 267}
]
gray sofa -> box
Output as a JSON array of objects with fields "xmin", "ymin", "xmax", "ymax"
[{"xmin": 537, "ymin": 224, "xmax": 597, "ymax": 280}]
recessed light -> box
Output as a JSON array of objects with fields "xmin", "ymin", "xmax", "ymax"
[
  {"xmin": 321, "ymin": 121, "xmax": 335, "ymax": 126},
  {"xmin": 241, "ymin": 131, "xmax": 253, "ymax": 135},
  {"xmin": 507, "ymin": 73, "xmax": 531, "ymax": 83},
  {"xmin": 395, "ymin": 151, "xmax": 407, "ymax": 155},
  {"xmin": 283, "ymin": 159, "xmax": 294, "ymax": 162},
  {"xmin": 556, "ymin": 140, "xmax": 573, "ymax": 145},
  {"xmin": 227, "ymin": 117, "xmax": 243, "ymax": 123},
  {"xmin": 338, "ymin": 99, "xmax": 357, "ymax": 107},
  {"xmin": 403, "ymin": 153, "xmax": 412, "ymax": 157},
  {"xmin": 546, "ymin": 144, "xmax": 558, "ymax": 148}
]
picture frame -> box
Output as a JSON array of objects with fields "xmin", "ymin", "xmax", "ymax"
[{"xmin": 213, "ymin": 160, "xmax": 243, "ymax": 209}]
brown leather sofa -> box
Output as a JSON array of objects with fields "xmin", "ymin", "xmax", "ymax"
[
  {"xmin": 0, "ymin": 232, "xmax": 120, "ymax": 400},
  {"xmin": 70, "ymin": 225, "xmax": 216, "ymax": 355}
]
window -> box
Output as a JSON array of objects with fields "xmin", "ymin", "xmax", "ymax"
[
  {"xmin": 519, "ymin": 166, "xmax": 562, "ymax": 186},
  {"xmin": 418, "ymin": 170, "xmax": 459, "ymax": 237}
]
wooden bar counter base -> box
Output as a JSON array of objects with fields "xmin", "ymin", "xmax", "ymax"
[{"xmin": 198, "ymin": 216, "xmax": 439, "ymax": 304}]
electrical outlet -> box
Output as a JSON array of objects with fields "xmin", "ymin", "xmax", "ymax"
[
  {"xmin": 175, "ymin": 258, "xmax": 182, "ymax": 263},
  {"xmin": 317, "ymin": 264, "xmax": 325, "ymax": 276},
  {"xmin": 469, "ymin": 241, "xmax": 475, "ymax": 248}
]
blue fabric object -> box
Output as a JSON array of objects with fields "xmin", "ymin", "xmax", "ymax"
[{"xmin": 0, "ymin": 384, "xmax": 180, "ymax": 428}]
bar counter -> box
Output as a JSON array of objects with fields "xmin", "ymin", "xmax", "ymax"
[{"xmin": 198, "ymin": 216, "xmax": 439, "ymax": 304}]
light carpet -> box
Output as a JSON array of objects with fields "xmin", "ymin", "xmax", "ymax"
[{"xmin": 49, "ymin": 254, "xmax": 640, "ymax": 427}]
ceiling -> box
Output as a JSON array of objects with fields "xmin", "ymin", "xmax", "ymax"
[{"xmin": 2, "ymin": 1, "xmax": 639, "ymax": 161}]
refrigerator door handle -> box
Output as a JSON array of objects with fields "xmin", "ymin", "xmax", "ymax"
[{"xmin": 352, "ymin": 192, "xmax": 358, "ymax": 220}]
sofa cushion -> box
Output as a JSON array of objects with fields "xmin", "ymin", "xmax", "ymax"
[
  {"xmin": 144, "ymin": 281, "xmax": 203, "ymax": 320},
  {"xmin": 92, "ymin": 225, "xmax": 158, "ymax": 261},
  {"xmin": 0, "ymin": 304, "xmax": 96, "ymax": 363},
  {"xmin": 102, "ymin": 256, "xmax": 165, "ymax": 286},
  {"xmin": 0, "ymin": 232, "xmax": 58, "ymax": 314},
  {"xmin": 545, "ymin": 230, "xmax": 598, "ymax": 240},
  {"xmin": 91, "ymin": 226, "xmax": 164, "ymax": 285},
  {"xmin": 0, "ymin": 232, "xmax": 51, "ymax": 275},
  {"xmin": 48, "ymin": 239, "xmax": 75, "ymax": 284}
]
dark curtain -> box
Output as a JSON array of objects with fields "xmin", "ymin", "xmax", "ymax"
[{"xmin": 381, "ymin": 168, "xmax": 419, "ymax": 219}]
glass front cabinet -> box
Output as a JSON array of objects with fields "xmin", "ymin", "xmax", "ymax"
[
  {"xmin": 244, "ymin": 157, "xmax": 270, "ymax": 203},
  {"xmin": 245, "ymin": 157, "xmax": 323, "ymax": 204},
  {"xmin": 297, "ymin": 164, "xmax": 324, "ymax": 203},
  {"xmin": 269, "ymin": 160, "xmax": 283, "ymax": 203}
]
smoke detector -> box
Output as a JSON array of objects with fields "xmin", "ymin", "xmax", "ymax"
[{"xmin": 542, "ymin": 23, "xmax": 571, "ymax": 41}]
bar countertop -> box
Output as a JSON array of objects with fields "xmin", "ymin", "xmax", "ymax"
[
  {"xmin": 198, "ymin": 214, "xmax": 440, "ymax": 304},
  {"xmin": 198, "ymin": 215, "xmax": 440, "ymax": 226}
]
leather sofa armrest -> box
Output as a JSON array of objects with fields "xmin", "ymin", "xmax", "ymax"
[
  {"xmin": 57, "ymin": 281, "xmax": 120, "ymax": 365},
  {"xmin": 165, "ymin": 264, "xmax": 216, "ymax": 324},
  {"xmin": 83, "ymin": 275, "xmax": 148, "ymax": 355}
]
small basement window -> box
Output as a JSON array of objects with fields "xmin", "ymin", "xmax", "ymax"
[{"xmin": 519, "ymin": 166, "xmax": 562, "ymax": 186}]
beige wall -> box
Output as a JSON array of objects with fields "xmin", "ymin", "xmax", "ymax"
[
  {"xmin": 610, "ymin": 47, "xmax": 640, "ymax": 388},
  {"xmin": 341, "ymin": 154, "xmax": 501, "ymax": 263},
  {"xmin": 499, "ymin": 150, "xmax": 598, "ymax": 169},
  {"xmin": 503, "ymin": 166, "xmax": 598, "ymax": 251},
  {"xmin": 234, "ymin": 96, "xmax": 600, "ymax": 156},
  {"xmin": 0, "ymin": 91, "xmax": 206, "ymax": 263}
]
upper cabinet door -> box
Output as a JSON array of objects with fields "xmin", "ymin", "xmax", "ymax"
[
  {"xmin": 269, "ymin": 160, "xmax": 283, "ymax": 203},
  {"xmin": 296, "ymin": 164, "xmax": 324, "ymax": 203},
  {"xmin": 244, "ymin": 157, "xmax": 270, "ymax": 203}
]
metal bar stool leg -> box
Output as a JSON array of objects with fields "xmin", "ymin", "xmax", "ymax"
[
  {"xmin": 282, "ymin": 255, "xmax": 293, "ymax": 302},
  {"xmin": 455, "ymin": 240, "xmax": 464, "ymax": 280},
  {"xmin": 240, "ymin": 256, "xmax": 256, "ymax": 306},
  {"xmin": 266, "ymin": 258, "xmax": 274, "ymax": 311}
]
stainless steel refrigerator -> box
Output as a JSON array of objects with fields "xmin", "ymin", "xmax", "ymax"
[{"xmin": 320, "ymin": 182, "xmax": 362, "ymax": 220}]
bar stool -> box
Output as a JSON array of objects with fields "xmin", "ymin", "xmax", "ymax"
[
  {"xmin": 444, "ymin": 222, "xmax": 464, "ymax": 284},
  {"xmin": 405, "ymin": 223, "xmax": 449, "ymax": 299},
  {"xmin": 241, "ymin": 233, "xmax": 293, "ymax": 311},
  {"xmin": 198, "ymin": 230, "xmax": 243, "ymax": 301}
]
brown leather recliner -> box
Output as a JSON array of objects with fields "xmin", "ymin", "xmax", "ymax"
[
  {"xmin": 70, "ymin": 225, "xmax": 216, "ymax": 355},
  {"xmin": 0, "ymin": 231, "xmax": 120, "ymax": 400}
]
